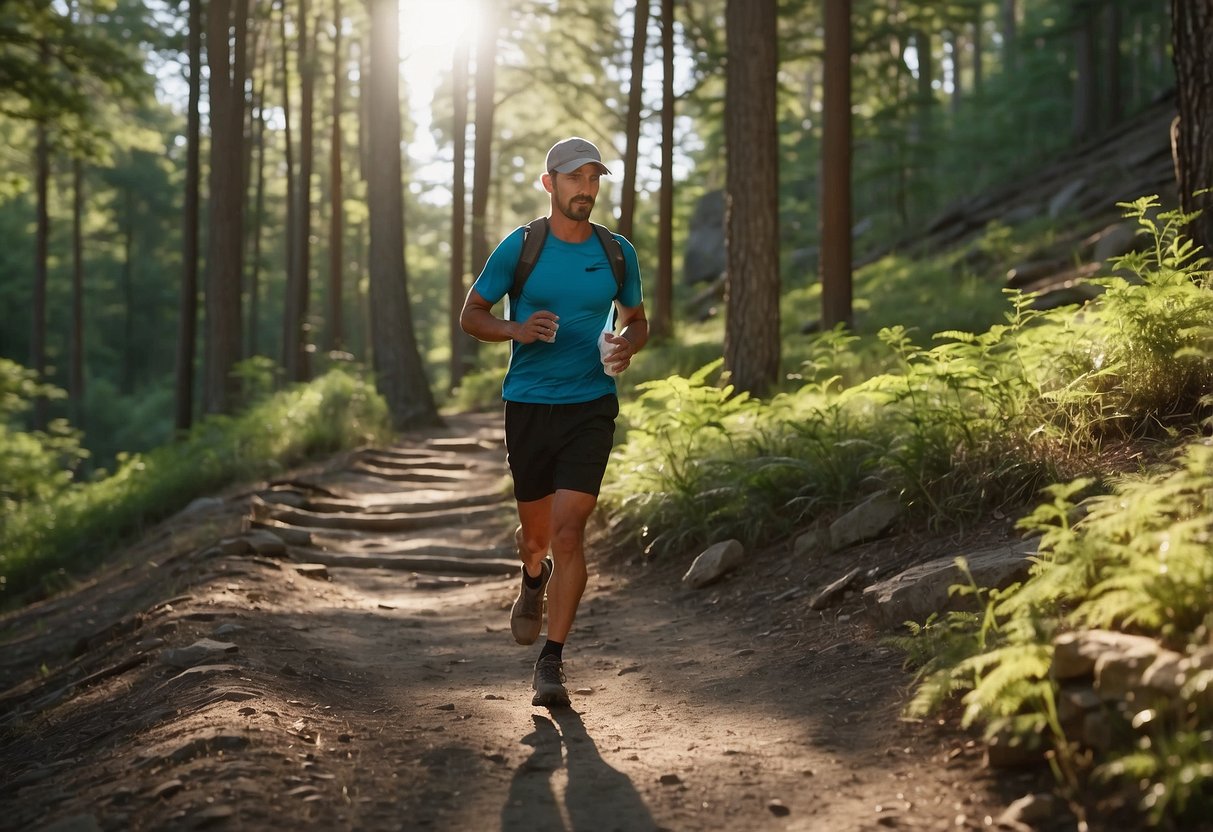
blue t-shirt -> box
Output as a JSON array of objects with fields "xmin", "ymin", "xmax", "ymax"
[{"xmin": 472, "ymin": 225, "xmax": 643, "ymax": 404}]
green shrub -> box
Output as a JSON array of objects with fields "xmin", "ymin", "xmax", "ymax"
[{"xmin": 0, "ymin": 368, "xmax": 391, "ymax": 603}]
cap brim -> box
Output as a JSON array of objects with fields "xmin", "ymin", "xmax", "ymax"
[{"xmin": 553, "ymin": 158, "xmax": 611, "ymax": 175}]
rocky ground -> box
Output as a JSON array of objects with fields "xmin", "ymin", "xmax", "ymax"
[{"xmin": 0, "ymin": 412, "xmax": 1071, "ymax": 832}]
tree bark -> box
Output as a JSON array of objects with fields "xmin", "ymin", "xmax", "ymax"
[
  {"xmin": 284, "ymin": 0, "xmax": 316, "ymax": 382},
  {"xmin": 248, "ymin": 72, "xmax": 268, "ymax": 357},
  {"xmin": 279, "ymin": 0, "xmax": 297, "ymax": 368},
  {"xmin": 651, "ymin": 0, "xmax": 675, "ymax": 341},
  {"xmin": 70, "ymin": 156, "xmax": 85, "ymax": 428},
  {"xmin": 204, "ymin": 0, "xmax": 249, "ymax": 414},
  {"xmin": 470, "ymin": 0, "xmax": 498, "ymax": 280},
  {"xmin": 1071, "ymin": 3, "xmax": 1098, "ymax": 142},
  {"xmin": 32, "ymin": 110, "xmax": 50, "ymax": 430},
  {"xmin": 448, "ymin": 38, "xmax": 470, "ymax": 389},
  {"xmin": 176, "ymin": 0, "xmax": 201, "ymax": 430},
  {"xmin": 365, "ymin": 0, "xmax": 439, "ymax": 429},
  {"xmin": 327, "ymin": 0, "xmax": 345, "ymax": 353},
  {"xmin": 1171, "ymin": 0, "xmax": 1213, "ymax": 255},
  {"xmin": 821, "ymin": 0, "xmax": 853, "ymax": 331},
  {"xmin": 619, "ymin": 0, "xmax": 649, "ymax": 241},
  {"xmin": 723, "ymin": 0, "xmax": 779, "ymax": 397}
]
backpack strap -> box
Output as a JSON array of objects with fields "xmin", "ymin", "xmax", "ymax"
[
  {"xmin": 508, "ymin": 217, "xmax": 628, "ymax": 322},
  {"xmin": 590, "ymin": 222, "xmax": 627, "ymax": 298},
  {"xmin": 508, "ymin": 217, "xmax": 549, "ymax": 321}
]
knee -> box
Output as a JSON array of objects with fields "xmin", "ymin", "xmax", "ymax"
[
  {"xmin": 516, "ymin": 525, "xmax": 549, "ymax": 557},
  {"xmin": 549, "ymin": 522, "xmax": 585, "ymax": 556}
]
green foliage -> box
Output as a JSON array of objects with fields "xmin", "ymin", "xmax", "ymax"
[
  {"xmin": 889, "ymin": 202, "xmax": 1213, "ymax": 826},
  {"xmin": 0, "ymin": 359, "xmax": 88, "ymax": 513},
  {"xmin": 0, "ymin": 368, "xmax": 391, "ymax": 602}
]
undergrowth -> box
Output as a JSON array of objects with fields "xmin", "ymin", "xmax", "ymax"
[
  {"xmin": 604, "ymin": 196, "xmax": 1213, "ymax": 825},
  {"xmin": 0, "ymin": 368, "xmax": 391, "ymax": 604}
]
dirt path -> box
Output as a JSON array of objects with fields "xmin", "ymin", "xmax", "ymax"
[{"xmin": 0, "ymin": 413, "xmax": 1048, "ymax": 831}]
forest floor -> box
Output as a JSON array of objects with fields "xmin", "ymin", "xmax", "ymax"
[{"xmin": 0, "ymin": 412, "xmax": 1071, "ymax": 832}]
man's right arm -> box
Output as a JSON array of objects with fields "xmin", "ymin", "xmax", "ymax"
[
  {"xmin": 460, "ymin": 289, "xmax": 559, "ymax": 345},
  {"xmin": 460, "ymin": 289, "xmax": 521, "ymax": 343}
]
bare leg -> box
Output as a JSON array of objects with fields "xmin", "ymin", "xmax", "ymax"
[
  {"xmin": 515, "ymin": 495, "xmax": 553, "ymax": 577},
  {"xmin": 544, "ymin": 489, "xmax": 597, "ymax": 643}
]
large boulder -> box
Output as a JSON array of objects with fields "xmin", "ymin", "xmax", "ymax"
[
  {"xmin": 862, "ymin": 538, "xmax": 1038, "ymax": 628},
  {"xmin": 683, "ymin": 190, "xmax": 726, "ymax": 285}
]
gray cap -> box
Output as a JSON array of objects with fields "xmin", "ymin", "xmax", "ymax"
[{"xmin": 545, "ymin": 137, "xmax": 611, "ymax": 175}]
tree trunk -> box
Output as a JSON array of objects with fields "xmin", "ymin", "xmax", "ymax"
[
  {"xmin": 327, "ymin": 0, "xmax": 345, "ymax": 353},
  {"xmin": 821, "ymin": 0, "xmax": 852, "ymax": 331},
  {"xmin": 279, "ymin": 0, "xmax": 297, "ymax": 369},
  {"xmin": 70, "ymin": 157, "xmax": 85, "ymax": 428},
  {"xmin": 176, "ymin": 0, "xmax": 201, "ymax": 430},
  {"xmin": 1001, "ymin": 0, "xmax": 1018, "ymax": 67},
  {"xmin": 365, "ymin": 0, "xmax": 439, "ymax": 429},
  {"xmin": 32, "ymin": 112, "xmax": 50, "ymax": 430},
  {"xmin": 248, "ymin": 73, "xmax": 268, "ymax": 357},
  {"xmin": 619, "ymin": 0, "xmax": 649, "ymax": 241},
  {"xmin": 448, "ymin": 38, "xmax": 470, "ymax": 389},
  {"xmin": 1071, "ymin": 3, "xmax": 1098, "ymax": 142},
  {"xmin": 1171, "ymin": 0, "xmax": 1213, "ymax": 255},
  {"xmin": 1102, "ymin": 1, "xmax": 1123, "ymax": 126},
  {"xmin": 652, "ymin": 0, "xmax": 675, "ymax": 341},
  {"xmin": 470, "ymin": 0, "xmax": 498, "ymax": 280},
  {"xmin": 204, "ymin": 0, "xmax": 249, "ymax": 415},
  {"xmin": 121, "ymin": 189, "xmax": 135, "ymax": 395},
  {"xmin": 723, "ymin": 0, "xmax": 779, "ymax": 397},
  {"xmin": 972, "ymin": 5, "xmax": 983, "ymax": 96},
  {"xmin": 284, "ymin": 0, "xmax": 315, "ymax": 382}
]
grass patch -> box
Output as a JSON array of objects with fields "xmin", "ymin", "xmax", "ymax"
[{"xmin": 0, "ymin": 368, "xmax": 391, "ymax": 604}]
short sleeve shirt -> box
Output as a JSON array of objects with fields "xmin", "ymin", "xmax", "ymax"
[{"xmin": 472, "ymin": 225, "xmax": 643, "ymax": 404}]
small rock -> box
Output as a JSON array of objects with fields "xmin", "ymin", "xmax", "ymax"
[
  {"xmin": 149, "ymin": 779, "xmax": 184, "ymax": 800},
  {"xmin": 294, "ymin": 563, "xmax": 330, "ymax": 581},
  {"xmin": 483, "ymin": 694, "xmax": 504, "ymax": 701},
  {"xmin": 159, "ymin": 639, "xmax": 239, "ymax": 669},
  {"xmin": 436, "ymin": 703, "xmax": 456, "ymax": 711},
  {"xmin": 573, "ymin": 688, "xmax": 594, "ymax": 696},
  {"xmin": 767, "ymin": 799, "xmax": 791, "ymax": 817},
  {"xmin": 998, "ymin": 792, "xmax": 1059, "ymax": 827},
  {"xmin": 617, "ymin": 664, "xmax": 643, "ymax": 676},
  {"xmin": 212, "ymin": 623, "xmax": 244, "ymax": 638},
  {"xmin": 658, "ymin": 773, "xmax": 682, "ymax": 786},
  {"xmin": 682, "ymin": 540, "xmax": 746, "ymax": 588}
]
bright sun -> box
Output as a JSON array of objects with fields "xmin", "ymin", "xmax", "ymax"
[{"xmin": 398, "ymin": 0, "xmax": 477, "ymax": 96}]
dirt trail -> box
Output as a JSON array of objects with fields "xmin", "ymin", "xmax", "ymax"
[{"xmin": 0, "ymin": 413, "xmax": 1047, "ymax": 831}]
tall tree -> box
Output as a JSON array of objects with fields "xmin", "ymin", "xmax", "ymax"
[
  {"xmin": 1071, "ymin": 1, "xmax": 1098, "ymax": 142},
  {"xmin": 651, "ymin": 0, "xmax": 675, "ymax": 341},
  {"xmin": 448, "ymin": 38, "xmax": 470, "ymax": 389},
  {"xmin": 470, "ymin": 0, "xmax": 499, "ymax": 280},
  {"xmin": 1171, "ymin": 1, "xmax": 1213, "ymax": 255},
  {"xmin": 619, "ymin": 0, "xmax": 649, "ymax": 241},
  {"xmin": 248, "ymin": 67, "xmax": 269, "ymax": 357},
  {"xmin": 284, "ymin": 0, "xmax": 316, "ymax": 382},
  {"xmin": 821, "ymin": 0, "xmax": 852, "ymax": 330},
  {"xmin": 175, "ymin": 0, "xmax": 202, "ymax": 431},
  {"xmin": 278, "ymin": 0, "xmax": 297, "ymax": 366},
  {"xmin": 723, "ymin": 0, "xmax": 779, "ymax": 396},
  {"xmin": 365, "ymin": 0, "xmax": 439, "ymax": 429},
  {"xmin": 326, "ymin": 0, "xmax": 345, "ymax": 353},
  {"xmin": 204, "ymin": 0, "xmax": 249, "ymax": 414},
  {"xmin": 32, "ymin": 101, "xmax": 50, "ymax": 430},
  {"xmin": 70, "ymin": 156, "xmax": 85, "ymax": 427}
]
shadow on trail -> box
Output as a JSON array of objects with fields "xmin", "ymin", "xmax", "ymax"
[{"xmin": 503, "ymin": 710, "xmax": 656, "ymax": 832}]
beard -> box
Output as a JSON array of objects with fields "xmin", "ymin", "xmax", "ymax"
[{"xmin": 561, "ymin": 195, "xmax": 594, "ymax": 221}]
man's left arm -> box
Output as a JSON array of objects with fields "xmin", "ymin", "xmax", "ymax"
[{"xmin": 602, "ymin": 302, "xmax": 648, "ymax": 372}]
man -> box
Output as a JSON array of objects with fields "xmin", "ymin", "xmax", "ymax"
[{"xmin": 460, "ymin": 137, "xmax": 647, "ymax": 707}]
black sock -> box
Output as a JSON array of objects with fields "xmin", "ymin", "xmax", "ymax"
[
  {"xmin": 522, "ymin": 563, "xmax": 544, "ymax": 589},
  {"xmin": 538, "ymin": 640, "xmax": 564, "ymax": 662}
]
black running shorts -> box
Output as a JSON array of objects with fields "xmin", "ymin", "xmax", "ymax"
[{"xmin": 504, "ymin": 394, "xmax": 620, "ymax": 502}]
